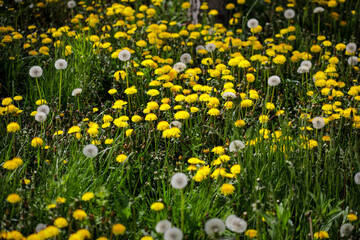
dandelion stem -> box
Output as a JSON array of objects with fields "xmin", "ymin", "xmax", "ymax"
[
  {"xmin": 59, "ymin": 70, "xmax": 62, "ymax": 110},
  {"xmin": 35, "ymin": 77, "xmax": 42, "ymax": 100}
]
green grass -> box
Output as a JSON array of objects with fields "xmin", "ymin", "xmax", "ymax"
[{"xmin": 1, "ymin": 0, "xmax": 360, "ymax": 239}]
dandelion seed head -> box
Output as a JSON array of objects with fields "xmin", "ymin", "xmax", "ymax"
[
  {"xmin": 268, "ymin": 75, "xmax": 281, "ymax": 86},
  {"xmin": 72, "ymin": 88, "xmax": 83, "ymax": 96},
  {"xmin": 196, "ymin": 45, "xmax": 205, "ymax": 53},
  {"xmin": 67, "ymin": 0, "xmax": 76, "ymax": 8},
  {"xmin": 313, "ymin": 7, "xmax": 324, "ymax": 13},
  {"xmin": 247, "ymin": 18, "xmax": 258, "ymax": 29},
  {"xmin": 348, "ymin": 56, "xmax": 358, "ymax": 66},
  {"xmin": 37, "ymin": 105, "xmax": 50, "ymax": 115},
  {"xmin": 55, "ymin": 59, "xmax": 68, "ymax": 70},
  {"xmin": 173, "ymin": 62, "xmax": 187, "ymax": 73},
  {"xmin": 29, "ymin": 66, "xmax": 43, "ymax": 78},
  {"xmin": 297, "ymin": 66, "xmax": 309, "ymax": 74},
  {"xmin": 205, "ymin": 43, "xmax": 216, "ymax": 52},
  {"xmin": 346, "ymin": 43, "xmax": 357, "ymax": 54},
  {"xmin": 229, "ymin": 140, "xmax": 245, "ymax": 152},
  {"xmin": 180, "ymin": 53, "xmax": 192, "ymax": 64},
  {"xmin": 226, "ymin": 215, "xmax": 247, "ymax": 233},
  {"xmin": 222, "ymin": 92, "xmax": 236, "ymax": 99},
  {"xmin": 284, "ymin": 9, "xmax": 295, "ymax": 19},
  {"xmin": 171, "ymin": 172, "xmax": 188, "ymax": 189},
  {"xmin": 340, "ymin": 223, "xmax": 353, "ymax": 237},
  {"xmin": 155, "ymin": 220, "xmax": 172, "ymax": 234},
  {"xmin": 312, "ymin": 117, "xmax": 325, "ymax": 129},
  {"xmin": 354, "ymin": 172, "xmax": 360, "ymax": 185},
  {"xmin": 83, "ymin": 144, "xmax": 98, "ymax": 158},
  {"xmin": 35, "ymin": 112, "xmax": 47, "ymax": 123},
  {"xmin": 164, "ymin": 227, "xmax": 183, "ymax": 240},
  {"xmin": 118, "ymin": 50, "xmax": 131, "ymax": 61},
  {"xmin": 204, "ymin": 218, "xmax": 226, "ymax": 238},
  {"xmin": 170, "ymin": 121, "xmax": 182, "ymax": 129},
  {"xmin": 35, "ymin": 224, "xmax": 47, "ymax": 233},
  {"xmin": 301, "ymin": 60, "xmax": 312, "ymax": 69}
]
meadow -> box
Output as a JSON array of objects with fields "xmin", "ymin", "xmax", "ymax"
[{"xmin": 1, "ymin": 0, "xmax": 360, "ymax": 239}]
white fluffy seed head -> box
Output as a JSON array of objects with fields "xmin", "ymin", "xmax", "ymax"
[
  {"xmin": 164, "ymin": 227, "xmax": 183, "ymax": 240},
  {"xmin": 118, "ymin": 50, "xmax": 131, "ymax": 61},
  {"xmin": 83, "ymin": 144, "xmax": 98, "ymax": 158},
  {"xmin": 37, "ymin": 105, "xmax": 50, "ymax": 115},
  {"xmin": 301, "ymin": 60, "xmax": 312, "ymax": 69},
  {"xmin": 225, "ymin": 214, "xmax": 247, "ymax": 233},
  {"xmin": 348, "ymin": 56, "xmax": 358, "ymax": 66},
  {"xmin": 196, "ymin": 45, "xmax": 205, "ymax": 53},
  {"xmin": 222, "ymin": 92, "xmax": 236, "ymax": 99},
  {"xmin": 346, "ymin": 43, "xmax": 357, "ymax": 54},
  {"xmin": 284, "ymin": 9, "xmax": 295, "ymax": 19},
  {"xmin": 354, "ymin": 172, "xmax": 360, "ymax": 185},
  {"xmin": 297, "ymin": 66, "xmax": 309, "ymax": 74},
  {"xmin": 170, "ymin": 121, "xmax": 182, "ymax": 129},
  {"xmin": 155, "ymin": 220, "xmax": 172, "ymax": 234},
  {"xmin": 180, "ymin": 53, "xmax": 192, "ymax": 64},
  {"xmin": 35, "ymin": 112, "xmax": 47, "ymax": 123},
  {"xmin": 312, "ymin": 117, "xmax": 325, "ymax": 129},
  {"xmin": 67, "ymin": 0, "xmax": 76, "ymax": 8},
  {"xmin": 313, "ymin": 7, "xmax": 324, "ymax": 13},
  {"xmin": 72, "ymin": 88, "xmax": 83, "ymax": 96},
  {"xmin": 205, "ymin": 43, "xmax": 216, "ymax": 52},
  {"xmin": 247, "ymin": 18, "xmax": 258, "ymax": 29},
  {"xmin": 29, "ymin": 66, "xmax": 43, "ymax": 78},
  {"xmin": 173, "ymin": 62, "xmax": 187, "ymax": 73},
  {"xmin": 229, "ymin": 140, "xmax": 245, "ymax": 152},
  {"xmin": 340, "ymin": 223, "xmax": 354, "ymax": 237},
  {"xmin": 55, "ymin": 59, "xmax": 68, "ymax": 70},
  {"xmin": 268, "ymin": 75, "xmax": 281, "ymax": 86},
  {"xmin": 204, "ymin": 218, "xmax": 226, "ymax": 238},
  {"xmin": 170, "ymin": 172, "xmax": 188, "ymax": 189}
]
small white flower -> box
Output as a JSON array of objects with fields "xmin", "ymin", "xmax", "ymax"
[
  {"xmin": 83, "ymin": 144, "xmax": 98, "ymax": 158},
  {"xmin": 171, "ymin": 172, "xmax": 188, "ymax": 189},
  {"xmin": 346, "ymin": 43, "xmax": 357, "ymax": 54},
  {"xmin": 35, "ymin": 112, "xmax": 47, "ymax": 123},
  {"xmin": 37, "ymin": 105, "xmax": 50, "ymax": 115},
  {"xmin": 313, "ymin": 7, "xmax": 324, "ymax": 13},
  {"xmin": 164, "ymin": 227, "xmax": 183, "ymax": 240},
  {"xmin": 118, "ymin": 50, "xmax": 131, "ymax": 61},
  {"xmin": 354, "ymin": 172, "xmax": 360, "ymax": 185},
  {"xmin": 173, "ymin": 62, "xmax": 187, "ymax": 73},
  {"xmin": 229, "ymin": 140, "xmax": 245, "ymax": 152},
  {"xmin": 29, "ymin": 66, "xmax": 43, "ymax": 78},
  {"xmin": 247, "ymin": 18, "xmax": 258, "ymax": 29},
  {"xmin": 225, "ymin": 214, "xmax": 247, "ymax": 233},
  {"xmin": 348, "ymin": 56, "xmax": 358, "ymax": 66},
  {"xmin": 268, "ymin": 75, "xmax": 281, "ymax": 86},
  {"xmin": 312, "ymin": 117, "xmax": 325, "ymax": 129},
  {"xmin": 301, "ymin": 60, "xmax": 312, "ymax": 69},
  {"xmin": 180, "ymin": 53, "xmax": 192, "ymax": 64},
  {"xmin": 155, "ymin": 220, "xmax": 172, "ymax": 234},
  {"xmin": 297, "ymin": 66, "xmax": 309, "ymax": 74},
  {"xmin": 72, "ymin": 88, "xmax": 83, "ymax": 96},
  {"xmin": 55, "ymin": 59, "xmax": 68, "ymax": 70},
  {"xmin": 222, "ymin": 92, "xmax": 236, "ymax": 99},
  {"xmin": 67, "ymin": 0, "xmax": 76, "ymax": 9},
  {"xmin": 205, "ymin": 43, "xmax": 216, "ymax": 52},
  {"xmin": 204, "ymin": 218, "xmax": 226, "ymax": 238},
  {"xmin": 284, "ymin": 9, "xmax": 295, "ymax": 19}
]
